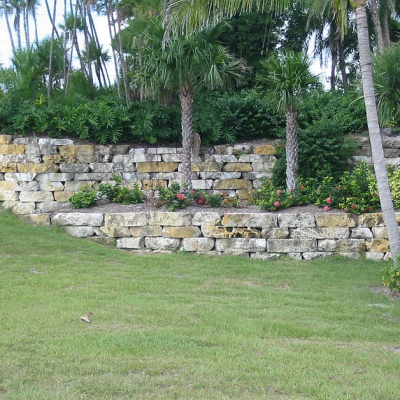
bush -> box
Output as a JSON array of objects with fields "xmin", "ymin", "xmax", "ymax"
[
  {"xmin": 69, "ymin": 186, "xmax": 98, "ymax": 209},
  {"xmin": 381, "ymin": 264, "xmax": 400, "ymax": 294},
  {"xmin": 98, "ymin": 175, "xmax": 145, "ymax": 205}
]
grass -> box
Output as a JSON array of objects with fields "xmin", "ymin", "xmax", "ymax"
[{"xmin": 1, "ymin": 208, "xmax": 400, "ymax": 399}]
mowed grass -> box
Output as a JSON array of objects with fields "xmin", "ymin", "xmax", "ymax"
[{"xmin": 1, "ymin": 209, "xmax": 400, "ymax": 399}]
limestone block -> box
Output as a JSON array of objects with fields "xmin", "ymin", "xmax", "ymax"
[
  {"xmin": 45, "ymin": 139, "xmax": 74, "ymax": 146},
  {"xmin": 0, "ymin": 135, "xmax": 12, "ymax": 144},
  {"xmin": 161, "ymin": 154, "xmax": 182, "ymax": 162},
  {"xmin": 207, "ymin": 155, "xmax": 238, "ymax": 163},
  {"xmin": 0, "ymin": 163, "xmax": 17, "ymax": 173},
  {"xmin": 17, "ymin": 163, "xmax": 58, "ymax": 173},
  {"xmin": 86, "ymin": 237, "xmax": 117, "ymax": 247},
  {"xmin": 58, "ymin": 145, "xmax": 76, "ymax": 160},
  {"xmin": 52, "ymin": 212, "xmax": 104, "ymax": 226},
  {"xmin": 5, "ymin": 172, "xmax": 37, "ymax": 182},
  {"xmin": 0, "ymin": 145, "xmax": 26, "ymax": 154},
  {"xmin": 20, "ymin": 191, "xmax": 53, "ymax": 202},
  {"xmin": 3, "ymin": 201, "xmax": 35, "ymax": 214},
  {"xmin": 278, "ymin": 214, "xmax": 316, "ymax": 228},
  {"xmin": 261, "ymin": 228, "xmax": 290, "ymax": 239},
  {"xmin": 358, "ymin": 213, "xmax": 384, "ymax": 227},
  {"xmin": 141, "ymin": 180, "xmax": 167, "ymax": 191},
  {"xmin": 250, "ymin": 252, "xmax": 281, "ymax": 260},
  {"xmin": 371, "ymin": 227, "xmax": 389, "ymax": 239},
  {"xmin": 242, "ymin": 172, "xmax": 273, "ymax": 180},
  {"xmin": 149, "ymin": 212, "xmax": 192, "ymax": 227},
  {"xmin": 251, "ymin": 161, "xmax": 276, "ymax": 172},
  {"xmin": 191, "ymin": 180, "xmax": 213, "ymax": 190},
  {"xmin": 20, "ymin": 214, "xmax": 50, "ymax": 226},
  {"xmin": 15, "ymin": 181, "xmax": 39, "ymax": 191},
  {"xmin": 36, "ymin": 201, "xmax": 67, "ymax": 213},
  {"xmin": 117, "ymin": 237, "xmax": 145, "ymax": 249},
  {"xmin": 38, "ymin": 181, "xmax": 64, "ymax": 192},
  {"xmin": 237, "ymin": 154, "xmax": 265, "ymax": 163},
  {"xmin": 113, "ymin": 145, "xmax": 130, "ymax": 154},
  {"xmin": 199, "ymin": 172, "xmax": 241, "ymax": 180},
  {"xmin": 254, "ymin": 145, "xmax": 278, "ymax": 155},
  {"xmin": 192, "ymin": 212, "xmax": 221, "ymax": 226},
  {"xmin": 147, "ymin": 147, "xmax": 182, "ymax": 154},
  {"xmin": 253, "ymin": 180, "xmax": 266, "ymax": 190},
  {"xmin": 100, "ymin": 226, "xmax": 132, "ymax": 238},
  {"xmin": 202, "ymin": 226, "xmax": 261, "ymax": 238},
  {"xmin": 237, "ymin": 190, "xmax": 251, "ymax": 200},
  {"xmin": 156, "ymin": 172, "xmax": 189, "ymax": 180},
  {"xmin": 291, "ymin": 227, "xmax": 350, "ymax": 239},
  {"xmin": 191, "ymin": 162, "xmax": 221, "ymax": 172},
  {"xmin": 145, "ymin": 237, "xmax": 181, "ymax": 250},
  {"xmin": 181, "ymin": 238, "xmax": 215, "ymax": 252},
  {"xmin": 214, "ymin": 179, "xmax": 252, "ymax": 190},
  {"xmin": 122, "ymin": 172, "xmax": 140, "ymax": 180},
  {"xmin": 95, "ymin": 145, "xmax": 112, "ymax": 155},
  {"xmin": 75, "ymin": 173, "xmax": 114, "ymax": 181},
  {"xmin": 129, "ymin": 154, "xmax": 162, "ymax": 163},
  {"xmin": 137, "ymin": 162, "xmax": 179, "ymax": 173},
  {"xmin": 222, "ymin": 213, "xmax": 277, "ymax": 228},
  {"xmin": 350, "ymin": 227, "xmax": 373, "ymax": 239},
  {"xmin": 105, "ymin": 212, "xmax": 148, "ymax": 227},
  {"xmin": 315, "ymin": 214, "xmax": 356, "ymax": 228},
  {"xmin": 365, "ymin": 239, "xmax": 390, "ymax": 253},
  {"xmin": 302, "ymin": 252, "xmax": 333, "ymax": 260},
  {"xmin": 318, "ymin": 239, "xmax": 365, "ymax": 252},
  {"xmin": 215, "ymin": 238, "xmax": 266, "ymax": 252},
  {"xmin": 54, "ymin": 191, "xmax": 74, "ymax": 202},
  {"xmin": 64, "ymin": 226, "xmax": 95, "ymax": 238},
  {"xmin": 213, "ymin": 144, "xmax": 230, "ymax": 154},
  {"xmin": 38, "ymin": 173, "xmax": 74, "ymax": 182},
  {"xmin": 223, "ymin": 163, "xmax": 252, "ymax": 172},
  {"xmin": 162, "ymin": 226, "xmax": 201, "ymax": 238},
  {"xmin": 128, "ymin": 148, "xmax": 146, "ymax": 155},
  {"xmin": 3, "ymin": 154, "xmax": 29, "ymax": 163},
  {"xmin": 365, "ymin": 252, "xmax": 385, "ymax": 261},
  {"xmin": 130, "ymin": 226, "xmax": 162, "ymax": 237},
  {"xmin": 288, "ymin": 253, "xmax": 303, "ymax": 260},
  {"xmin": 64, "ymin": 181, "xmax": 94, "ymax": 191},
  {"xmin": 338, "ymin": 253, "xmax": 361, "ymax": 259},
  {"xmin": 43, "ymin": 155, "xmax": 62, "ymax": 164},
  {"xmin": 77, "ymin": 155, "xmax": 101, "ymax": 163},
  {"xmin": 267, "ymin": 239, "xmax": 317, "ymax": 253},
  {"xmin": 0, "ymin": 181, "xmax": 15, "ymax": 190},
  {"xmin": 0, "ymin": 191, "xmax": 18, "ymax": 201},
  {"xmin": 60, "ymin": 163, "xmax": 90, "ymax": 173}
]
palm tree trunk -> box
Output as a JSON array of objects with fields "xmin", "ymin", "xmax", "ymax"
[
  {"xmin": 32, "ymin": 1, "xmax": 38, "ymax": 44},
  {"xmin": 180, "ymin": 86, "xmax": 194, "ymax": 192},
  {"xmin": 80, "ymin": 2, "xmax": 93, "ymax": 85},
  {"xmin": 23, "ymin": 1, "xmax": 30, "ymax": 48},
  {"xmin": 285, "ymin": 107, "xmax": 298, "ymax": 191},
  {"xmin": 367, "ymin": 0, "xmax": 385, "ymax": 52},
  {"xmin": 47, "ymin": 0, "xmax": 57, "ymax": 100},
  {"xmin": 381, "ymin": 4, "xmax": 391, "ymax": 49},
  {"xmin": 44, "ymin": 0, "xmax": 59, "ymax": 38},
  {"xmin": 338, "ymin": 41, "xmax": 348, "ymax": 92},
  {"xmin": 354, "ymin": 0, "xmax": 400, "ymax": 261},
  {"xmin": 3, "ymin": 0, "xmax": 16, "ymax": 52},
  {"xmin": 330, "ymin": 46, "xmax": 337, "ymax": 91}
]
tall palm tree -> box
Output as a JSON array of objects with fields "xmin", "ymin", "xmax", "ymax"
[
  {"xmin": 136, "ymin": 18, "xmax": 245, "ymax": 190},
  {"xmin": 1, "ymin": 0, "xmax": 16, "ymax": 52},
  {"xmin": 257, "ymin": 51, "xmax": 318, "ymax": 190}
]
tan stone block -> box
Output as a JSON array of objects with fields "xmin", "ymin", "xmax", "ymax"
[
  {"xmin": 254, "ymin": 145, "xmax": 278, "ymax": 155},
  {"xmin": 141, "ymin": 180, "xmax": 167, "ymax": 191},
  {"xmin": 0, "ymin": 191, "xmax": 18, "ymax": 201},
  {"xmin": 19, "ymin": 191, "xmax": 53, "ymax": 202},
  {"xmin": 137, "ymin": 162, "xmax": 179, "ymax": 173},
  {"xmin": 3, "ymin": 201, "xmax": 35, "ymax": 214},
  {"xmin": 191, "ymin": 162, "xmax": 221, "ymax": 172},
  {"xmin": 0, "ymin": 181, "xmax": 15, "ymax": 190},
  {"xmin": 202, "ymin": 226, "xmax": 261, "ymax": 238},
  {"xmin": 101, "ymin": 226, "xmax": 131, "ymax": 238},
  {"xmin": 130, "ymin": 226, "xmax": 162, "ymax": 237},
  {"xmin": 43, "ymin": 155, "xmax": 62, "ymax": 164},
  {"xmin": 75, "ymin": 145, "xmax": 95, "ymax": 155},
  {"xmin": 149, "ymin": 212, "xmax": 192, "ymax": 226},
  {"xmin": 366, "ymin": 239, "xmax": 390, "ymax": 253},
  {"xmin": 17, "ymin": 163, "xmax": 58, "ymax": 173},
  {"xmin": 358, "ymin": 213, "xmax": 384, "ymax": 227},
  {"xmin": 0, "ymin": 135, "xmax": 12, "ymax": 145},
  {"xmin": 237, "ymin": 190, "xmax": 251, "ymax": 200},
  {"xmin": 223, "ymin": 163, "xmax": 252, "ymax": 172},
  {"xmin": 162, "ymin": 226, "xmax": 201, "ymax": 238},
  {"xmin": 214, "ymin": 179, "xmax": 252, "ymax": 190},
  {"xmin": 0, "ymin": 145, "xmax": 26, "ymax": 154},
  {"xmin": 221, "ymin": 213, "xmax": 277, "ymax": 227},
  {"xmin": 315, "ymin": 214, "xmax": 356, "ymax": 228},
  {"xmin": 54, "ymin": 191, "xmax": 74, "ymax": 202},
  {"xmin": 181, "ymin": 238, "xmax": 215, "ymax": 252},
  {"xmin": 58, "ymin": 146, "xmax": 76, "ymax": 162},
  {"xmin": 0, "ymin": 163, "xmax": 17, "ymax": 173},
  {"xmin": 21, "ymin": 214, "xmax": 50, "ymax": 226},
  {"xmin": 105, "ymin": 212, "xmax": 148, "ymax": 227}
]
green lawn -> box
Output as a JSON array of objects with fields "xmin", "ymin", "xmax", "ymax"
[{"xmin": 1, "ymin": 208, "xmax": 400, "ymax": 399}]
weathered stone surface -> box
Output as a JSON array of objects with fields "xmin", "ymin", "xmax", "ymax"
[
  {"xmin": 141, "ymin": 180, "xmax": 166, "ymax": 191},
  {"xmin": 162, "ymin": 226, "xmax": 201, "ymax": 238},
  {"xmin": 192, "ymin": 212, "xmax": 221, "ymax": 226},
  {"xmin": 75, "ymin": 173, "xmax": 114, "ymax": 181},
  {"xmin": 44, "ymin": 138, "xmax": 74, "ymax": 146},
  {"xmin": 251, "ymin": 161, "xmax": 275, "ymax": 172},
  {"xmin": 0, "ymin": 181, "xmax": 15, "ymax": 190},
  {"xmin": 19, "ymin": 191, "xmax": 53, "ymax": 202},
  {"xmin": 3, "ymin": 201, "xmax": 35, "ymax": 214},
  {"xmin": 137, "ymin": 162, "xmax": 179, "ymax": 173},
  {"xmin": 215, "ymin": 238, "xmax": 266, "ymax": 252},
  {"xmin": 237, "ymin": 154, "xmax": 265, "ymax": 163},
  {"xmin": 243, "ymin": 172, "xmax": 273, "ymax": 180},
  {"xmin": 20, "ymin": 213, "xmax": 50, "ymax": 226},
  {"xmin": 207, "ymin": 154, "xmax": 238, "ymax": 163},
  {"xmin": 371, "ymin": 227, "xmax": 389, "ymax": 239},
  {"xmin": 36, "ymin": 201, "xmax": 67, "ymax": 213},
  {"xmin": 54, "ymin": 191, "xmax": 74, "ymax": 202},
  {"xmin": 5, "ymin": 172, "xmax": 37, "ymax": 181},
  {"xmin": 202, "ymin": 226, "xmax": 261, "ymax": 238},
  {"xmin": 191, "ymin": 162, "xmax": 221, "ymax": 172},
  {"xmin": 100, "ymin": 226, "xmax": 132, "ymax": 238},
  {"xmin": 63, "ymin": 182, "xmax": 95, "ymax": 192},
  {"xmin": 105, "ymin": 212, "xmax": 148, "ymax": 227},
  {"xmin": 17, "ymin": 163, "xmax": 58, "ymax": 173},
  {"xmin": 365, "ymin": 252, "xmax": 385, "ymax": 261},
  {"xmin": 60, "ymin": 163, "xmax": 90, "ymax": 173},
  {"xmin": 365, "ymin": 239, "xmax": 390, "ymax": 252},
  {"xmin": 338, "ymin": 253, "xmax": 361, "ymax": 259},
  {"xmin": 43, "ymin": 155, "xmax": 62, "ymax": 164},
  {"xmin": 315, "ymin": 214, "xmax": 356, "ymax": 228},
  {"xmin": 350, "ymin": 227, "xmax": 373, "ymax": 239},
  {"xmin": 117, "ymin": 237, "xmax": 145, "ymax": 249},
  {"xmin": 302, "ymin": 252, "xmax": 333, "ymax": 260},
  {"xmin": 38, "ymin": 181, "xmax": 64, "ymax": 192},
  {"xmin": 223, "ymin": 163, "xmax": 252, "ymax": 172},
  {"xmin": 291, "ymin": 227, "xmax": 350, "ymax": 239},
  {"xmin": 253, "ymin": 145, "xmax": 278, "ymax": 155},
  {"xmin": 14, "ymin": 181, "xmax": 39, "ymax": 191},
  {"xmin": 267, "ymin": 239, "xmax": 317, "ymax": 253},
  {"xmin": 129, "ymin": 154, "xmax": 162, "ymax": 163},
  {"xmin": 0, "ymin": 163, "xmax": 17, "ymax": 173},
  {"xmin": 0, "ymin": 191, "xmax": 18, "ymax": 201},
  {"xmin": 36, "ymin": 173, "xmax": 74, "ymax": 182},
  {"xmin": 113, "ymin": 145, "xmax": 130, "ymax": 155},
  {"xmin": 51, "ymin": 213, "xmax": 104, "ymax": 226},
  {"xmin": 0, "ymin": 145, "xmax": 26, "ymax": 154},
  {"xmin": 250, "ymin": 252, "xmax": 281, "ymax": 260},
  {"xmin": 181, "ymin": 238, "xmax": 215, "ymax": 252},
  {"xmin": 160, "ymin": 154, "xmax": 182, "ymax": 162},
  {"xmin": 191, "ymin": 179, "xmax": 213, "ymax": 190},
  {"xmin": 64, "ymin": 226, "xmax": 95, "ymax": 238},
  {"xmin": 147, "ymin": 147, "xmax": 182, "ymax": 154},
  {"xmin": 278, "ymin": 213, "xmax": 316, "ymax": 228},
  {"xmin": 130, "ymin": 226, "xmax": 162, "ymax": 237},
  {"xmin": 86, "ymin": 237, "xmax": 117, "ymax": 246},
  {"xmin": 145, "ymin": 237, "xmax": 181, "ymax": 250},
  {"xmin": 222, "ymin": 213, "xmax": 277, "ymax": 228},
  {"xmin": 149, "ymin": 212, "xmax": 192, "ymax": 227},
  {"xmin": 358, "ymin": 213, "xmax": 385, "ymax": 227},
  {"xmin": 261, "ymin": 227, "xmax": 290, "ymax": 239},
  {"xmin": 0, "ymin": 135, "xmax": 12, "ymax": 144},
  {"xmin": 199, "ymin": 172, "xmax": 241, "ymax": 180},
  {"xmin": 287, "ymin": 253, "xmax": 303, "ymax": 260},
  {"xmin": 318, "ymin": 239, "xmax": 365, "ymax": 252}
]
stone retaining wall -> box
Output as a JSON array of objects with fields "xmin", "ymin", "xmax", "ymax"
[{"xmin": 21, "ymin": 210, "xmax": 394, "ymax": 260}]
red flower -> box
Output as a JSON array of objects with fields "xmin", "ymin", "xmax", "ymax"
[
  {"xmin": 274, "ymin": 201, "xmax": 280, "ymax": 207},
  {"xmin": 326, "ymin": 197, "xmax": 332, "ymax": 204},
  {"xmin": 300, "ymin": 185, "xmax": 305, "ymax": 190},
  {"xmin": 351, "ymin": 204, "xmax": 357, "ymax": 209},
  {"xmin": 276, "ymin": 189, "xmax": 282, "ymax": 197},
  {"xmin": 198, "ymin": 199, "xmax": 204, "ymax": 204},
  {"xmin": 323, "ymin": 206, "xmax": 330, "ymax": 211},
  {"xmin": 344, "ymin": 208, "xmax": 349, "ymax": 213},
  {"xmin": 176, "ymin": 193, "xmax": 185, "ymax": 200}
]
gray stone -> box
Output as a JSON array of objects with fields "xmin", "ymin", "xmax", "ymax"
[
  {"xmin": 250, "ymin": 252, "xmax": 281, "ymax": 260},
  {"xmin": 88, "ymin": 163, "xmax": 116, "ymax": 173},
  {"xmin": 105, "ymin": 212, "xmax": 148, "ymax": 227},
  {"xmin": 237, "ymin": 154, "xmax": 266, "ymax": 163},
  {"xmin": 19, "ymin": 191, "xmax": 53, "ymax": 202},
  {"xmin": 232, "ymin": 144, "xmax": 252, "ymax": 154},
  {"xmin": 191, "ymin": 180, "xmax": 213, "ymax": 190},
  {"xmin": 99, "ymin": 226, "xmax": 132, "ymax": 238},
  {"xmin": 302, "ymin": 252, "xmax": 332, "ymax": 260},
  {"xmin": 181, "ymin": 238, "xmax": 215, "ymax": 252},
  {"xmin": 36, "ymin": 173, "xmax": 74, "ymax": 182},
  {"xmin": 199, "ymin": 171, "xmax": 241, "ymax": 180},
  {"xmin": 291, "ymin": 227, "xmax": 350, "ymax": 239},
  {"xmin": 130, "ymin": 226, "xmax": 162, "ymax": 237},
  {"xmin": 117, "ymin": 237, "xmax": 145, "ymax": 249},
  {"xmin": 52, "ymin": 213, "xmax": 104, "ymax": 226},
  {"xmin": 251, "ymin": 161, "xmax": 276, "ymax": 172},
  {"xmin": 4, "ymin": 173, "xmax": 37, "ymax": 181},
  {"xmin": 0, "ymin": 191, "xmax": 18, "ymax": 201},
  {"xmin": 147, "ymin": 147, "xmax": 182, "ymax": 154},
  {"xmin": 15, "ymin": 181, "xmax": 39, "ymax": 191},
  {"xmin": 365, "ymin": 252, "xmax": 385, "ymax": 261},
  {"xmin": 38, "ymin": 181, "xmax": 64, "ymax": 192},
  {"xmin": 149, "ymin": 212, "xmax": 192, "ymax": 226},
  {"xmin": 192, "ymin": 212, "xmax": 221, "ymax": 226},
  {"xmin": 261, "ymin": 228, "xmax": 290, "ymax": 239},
  {"xmin": 36, "ymin": 201, "xmax": 68, "ymax": 213},
  {"xmin": 278, "ymin": 214, "xmax": 316, "ymax": 228},
  {"xmin": 267, "ymin": 239, "xmax": 317, "ymax": 253},
  {"xmin": 215, "ymin": 238, "xmax": 266, "ymax": 252},
  {"xmin": 64, "ymin": 226, "xmax": 95, "ymax": 238},
  {"xmin": 60, "ymin": 164, "xmax": 89, "ymax": 173},
  {"xmin": 351, "ymin": 227, "xmax": 373, "ymax": 239},
  {"xmin": 221, "ymin": 213, "xmax": 277, "ymax": 228},
  {"xmin": 75, "ymin": 173, "xmax": 114, "ymax": 181},
  {"xmin": 372, "ymin": 227, "xmax": 389, "ymax": 239},
  {"xmin": 145, "ymin": 237, "xmax": 181, "ymax": 250},
  {"xmin": 2, "ymin": 201, "xmax": 35, "ymax": 214},
  {"xmin": 46, "ymin": 138, "xmax": 74, "ymax": 145},
  {"xmin": 13, "ymin": 137, "xmax": 39, "ymax": 144},
  {"xmin": 128, "ymin": 148, "xmax": 146, "ymax": 155},
  {"xmin": 242, "ymin": 172, "xmax": 273, "ymax": 180},
  {"xmin": 206, "ymin": 154, "xmax": 238, "ymax": 162},
  {"xmin": 318, "ymin": 239, "xmax": 365, "ymax": 252},
  {"xmin": 161, "ymin": 154, "xmax": 182, "ymax": 162},
  {"xmin": 287, "ymin": 253, "xmax": 303, "ymax": 260}
]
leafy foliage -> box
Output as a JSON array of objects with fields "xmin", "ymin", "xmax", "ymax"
[
  {"xmin": 98, "ymin": 175, "xmax": 145, "ymax": 205},
  {"xmin": 381, "ymin": 264, "xmax": 400, "ymax": 294},
  {"xmin": 69, "ymin": 186, "xmax": 98, "ymax": 209}
]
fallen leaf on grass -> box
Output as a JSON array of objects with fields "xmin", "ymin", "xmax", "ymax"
[{"xmin": 80, "ymin": 312, "xmax": 93, "ymax": 323}]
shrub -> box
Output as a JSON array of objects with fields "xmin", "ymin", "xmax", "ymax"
[
  {"xmin": 69, "ymin": 186, "xmax": 98, "ymax": 209},
  {"xmin": 156, "ymin": 183, "xmax": 191, "ymax": 211},
  {"xmin": 98, "ymin": 175, "xmax": 145, "ymax": 205},
  {"xmin": 381, "ymin": 264, "xmax": 400, "ymax": 294}
]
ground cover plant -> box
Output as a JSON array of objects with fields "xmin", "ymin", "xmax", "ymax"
[{"xmin": 1, "ymin": 208, "xmax": 400, "ymax": 399}]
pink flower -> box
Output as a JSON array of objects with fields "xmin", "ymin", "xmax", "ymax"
[
  {"xmin": 300, "ymin": 185, "xmax": 305, "ymax": 190},
  {"xmin": 274, "ymin": 201, "xmax": 280, "ymax": 207},
  {"xmin": 176, "ymin": 193, "xmax": 185, "ymax": 200},
  {"xmin": 276, "ymin": 189, "xmax": 282, "ymax": 197},
  {"xmin": 198, "ymin": 199, "xmax": 204, "ymax": 204},
  {"xmin": 323, "ymin": 206, "xmax": 330, "ymax": 211},
  {"xmin": 344, "ymin": 208, "xmax": 349, "ymax": 213},
  {"xmin": 326, "ymin": 197, "xmax": 332, "ymax": 204}
]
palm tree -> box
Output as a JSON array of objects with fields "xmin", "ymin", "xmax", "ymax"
[
  {"xmin": 257, "ymin": 51, "xmax": 318, "ymax": 190},
  {"xmin": 136, "ymin": 18, "xmax": 245, "ymax": 190}
]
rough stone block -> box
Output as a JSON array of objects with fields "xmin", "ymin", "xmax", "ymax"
[
  {"xmin": 358, "ymin": 213, "xmax": 384, "ymax": 227},
  {"xmin": 130, "ymin": 226, "xmax": 162, "ymax": 237},
  {"xmin": 207, "ymin": 155, "xmax": 238, "ymax": 163},
  {"xmin": 315, "ymin": 214, "xmax": 356, "ymax": 228},
  {"xmin": 250, "ymin": 252, "xmax": 281, "ymax": 260},
  {"xmin": 128, "ymin": 148, "xmax": 146, "ymax": 155},
  {"xmin": 192, "ymin": 212, "xmax": 221, "ymax": 226},
  {"xmin": 267, "ymin": 239, "xmax": 317, "ymax": 253},
  {"xmin": 214, "ymin": 179, "xmax": 252, "ymax": 190},
  {"xmin": 105, "ymin": 212, "xmax": 148, "ymax": 227},
  {"xmin": 0, "ymin": 163, "xmax": 17, "ymax": 173},
  {"xmin": 242, "ymin": 172, "xmax": 273, "ymax": 180},
  {"xmin": 100, "ymin": 226, "xmax": 132, "ymax": 238},
  {"xmin": 19, "ymin": 191, "xmax": 53, "ymax": 202},
  {"xmin": 15, "ymin": 181, "xmax": 39, "ymax": 191},
  {"xmin": 64, "ymin": 226, "xmax": 95, "ymax": 238},
  {"xmin": 113, "ymin": 145, "xmax": 130, "ymax": 155},
  {"xmin": 365, "ymin": 252, "xmax": 385, "ymax": 261},
  {"xmin": 302, "ymin": 252, "xmax": 333, "ymax": 260},
  {"xmin": 161, "ymin": 154, "xmax": 182, "ymax": 162},
  {"xmin": 202, "ymin": 226, "xmax": 261, "ymax": 238},
  {"xmin": 17, "ymin": 163, "xmax": 57, "ymax": 173},
  {"xmin": 191, "ymin": 162, "xmax": 221, "ymax": 172},
  {"xmin": 3, "ymin": 201, "xmax": 35, "ymax": 214},
  {"xmin": 278, "ymin": 213, "xmax": 316, "ymax": 228},
  {"xmin": 181, "ymin": 238, "xmax": 215, "ymax": 252},
  {"xmin": 117, "ymin": 237, "xmax": 145, "ymax": 249},
  {"xmin": 162, "ymin": 226, "xmax": 201, "ymax": 238},
  {"xmin": 191, "ymin": 180, "xmax": 213, "ymax": 190},
  {"xmin": 0, "ymin": 145, "xmax": 26, "ymax": 154},
  {"xmin": 51, "ymin": 213, "xmax": 104, "ymax": 226},
  {"xmin": 291, "ymin": 227, "xmax": 350, "ymax": 239},
  {"xmin": 318, "ymin": 239, "xmax": 365, "ymax": 252},
  {"xmin": 5, "ymin": 172, "xmax": 37, "ymax": 181},
  {"xmin": 261, "ymin": 228, "xmax": 290, "ymax": 239},
  {"xmin": 54, "ymin": 191, "xmax": 74, "ymax": 202},
  {"xmin": 75, "ymin": 173, "xmax": 114, "ymax": 181},
  {"xmin": 222, "ymin": 213, "xmax": 277, "ymax": 228},
  {"xmin": 223, "ymin": 163, "xmax": 252, "ymax": 172},
  {"xmin": 251, "ymin": 161, "xmax": 276, "ymax": 172},
  {"xmin": 253, "ymin": 145, "xmax": 278, "ymax": 155},
  {"xmin": 45, "ymin": 139, "xmax": 74, "ymax": 146},
  {"xmin": 36, "ymin": 201, "xmax": 67, "ymax": 213},
  {"xmin": 371, "ymin": 227, "xmax": 389, "ymax": 239},
  {"xmin": 145, "ymin": 237, "xmax": 181, "ymax": 250},
  {"xmin": 0, "ymin": 191, "xmax": 18, "ymax": 201},
  {"xmin": 365, "ymin": 239, "xmax": 390, "ymax": 253},
  {"xmin": 38, "ymin": 181, "xmax": 64, "ymax": 192},
  {"xmin": 60, "ymin": 163, "xmax": 90, "ymax": 173},
  {"xmin": 137, "ymin": 162, "xmax": 179, "ymax": 173},
  {"xmin": 43, "ymin": 155, "xmax": 62, "ymax": 164},
  {"xmin": 64, "ymin": 181, "xmax": 94, "ymax": 191},
  {"xmin": 0, "ymin": 135, "xmax": 12, "ymax": 144},
  {"xmin": 147, "ymin": 147, "xmax": 182, "ymax": 154},
  {"xmin": 351, "ymin": 227, "xmax": 373, "ymax": 239},
  {"xmin": 149, "ymin": 212, "xmax": 192, "ymax": 227},
  {"xmin": 215, "ymin": 238, "xmax": 266, "ymax": 252},
  {"xmin": 0, "ymin": 181, "xmax": 15, "ymax": 191},
  {"xmin": 141, "ymin": 180, "xmax": 166, "ymax": 191},
  {"xmin": 37, "ymin": 173, "xmax": 74, "ymax": 182},
  {"xmin": 199, "ymin": 172, "xmax": 241, "ymax": 180}
]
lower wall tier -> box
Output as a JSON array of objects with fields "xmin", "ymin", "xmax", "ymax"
[{"xmin": 19, "ymin": 210, "xmax": 396, "ymax": 260}]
